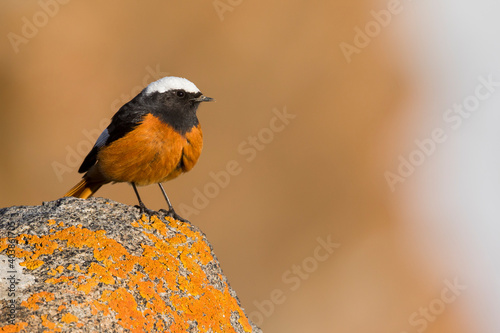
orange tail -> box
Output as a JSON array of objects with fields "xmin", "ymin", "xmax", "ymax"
[{"xmin": 64, "ymin": 178, "xmax": 104, "ymax": 199}]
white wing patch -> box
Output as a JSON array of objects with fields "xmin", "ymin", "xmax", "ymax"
[
  {"xmin": 94, "ymin": 128, "xmax": 109, "ymax": 149},
  {"xmin": 144, "ymin": 76, "xmax": 200, "ymax": 95}
]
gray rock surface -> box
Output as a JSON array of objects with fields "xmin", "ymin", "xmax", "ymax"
[{"xmin": 0, "ymin": 197, "xmax": 262, "ymax": 333}]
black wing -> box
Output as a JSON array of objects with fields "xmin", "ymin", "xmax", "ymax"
[{"xmin": 78, "ymin": 93, "xmax": 150, "ymax": 173}]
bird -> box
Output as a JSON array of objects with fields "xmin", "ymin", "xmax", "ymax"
[{"xmin": 64, "ymin": 76, "xmax": 213, "ymax": 220}]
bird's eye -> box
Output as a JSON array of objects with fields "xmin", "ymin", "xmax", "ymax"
[{"xmin": 176, "ymin": 91, "xmax": 185, "ymax": 98}]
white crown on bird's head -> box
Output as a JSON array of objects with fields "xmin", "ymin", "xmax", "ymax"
[{"xmin": 144, "ymin": 76, "xmax": 201, "ymax": 95}]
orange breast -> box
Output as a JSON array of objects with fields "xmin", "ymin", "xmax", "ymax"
[{"xmin": 97, "ymin": 114, "xmax": 203, "ymax": 186}]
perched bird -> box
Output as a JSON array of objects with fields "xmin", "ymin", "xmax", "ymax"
[{"xmin": 64, "ymin": 76, "xmax": 213, "ymax": 220}]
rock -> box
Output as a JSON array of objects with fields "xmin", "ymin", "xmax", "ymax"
[{"xmin": 0, "ymin": 197, "xmax": 262, "ymax": 333}]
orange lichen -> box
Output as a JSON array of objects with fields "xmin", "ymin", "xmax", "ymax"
[
  {"xmin": 21, "ymin": 292, "xmax": 55, "ymax": 310},
  {"xmin": 0, "ymin": 240, "xmax": 7, "ymax": 253},
  {"xmin": 136, "ymin": 280, "xmax": 155, "ymax": 300},
  {"xmin": 91, "ymin": 299, "xmax": 110, "ymax": 316},
  {"xmin": 100, "ymin": 288, "xmax": 150, "ymax": 333},
  {"xmin": 41, "ymin": 314, "xmax": 61, "ymax": 332},
  {"xmin": 61, "ymin": 313, "xmax": 78, "ymax": 324},
  {"xmin": 87, "ymin": 262, "xmax": 115, "ymax": 285},
  {"xmin": 21, "ymin": 258, "xmax": 44, "ymax": 270},
  {"xmin": 45, "ymin": 275, "xmax": 75, "ymax": 285},
  {"xmin": 0, "ymin": 322, "xmax": 28, "ymax": 333},
  {"xmin": 76, "ymin": 277, "xmax": 99, "ymax": 294},
  {"xmin": 0, "ymin": 214, "xmax": 253, "ymax": 333}
]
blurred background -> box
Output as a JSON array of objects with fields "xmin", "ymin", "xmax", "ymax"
[{"xmin": 1, "ymin": 0, "xmax": 499, "ymax": 332}]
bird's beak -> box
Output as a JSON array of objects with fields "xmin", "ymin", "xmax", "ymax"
[{"xmin": 192, "ymin": 95, "xmax": 215, "ymax": 103}]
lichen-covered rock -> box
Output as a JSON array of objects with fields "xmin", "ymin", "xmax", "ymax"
[{"xmin": 0, "ymin": 197, "xmax": 261, "ymax": 333}]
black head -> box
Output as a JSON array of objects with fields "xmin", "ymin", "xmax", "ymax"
[{"xmin": 141, "ymin": 77, "xmax": 213, "ymax": 134}]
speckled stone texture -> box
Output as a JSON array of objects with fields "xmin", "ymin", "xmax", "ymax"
[{"xmin": 0, "ymin": 197, "xmax": 262, "ymax": 333}]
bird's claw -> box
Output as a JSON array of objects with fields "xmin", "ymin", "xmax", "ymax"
[
  {"xmin": 135, "ymin": 204, "xmax": 157, "ymax": 219},
  {"xmin": 158, "ymin": 208, "xmax": 189, "ymax": 222}
]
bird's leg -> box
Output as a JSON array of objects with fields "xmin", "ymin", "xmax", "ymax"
[
  {"xmin": 158, "ymin": 183, "xmax": 188, "ymax": 222},
  {"xmin": 158, "ymin": 183, "xmax": 174, "ymax": 211},
  {"xmin": 132, "ymin": 183, "xmax": 156, "ymax": 216}
]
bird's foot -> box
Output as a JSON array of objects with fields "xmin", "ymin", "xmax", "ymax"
[
  {"xmin": 135, "ymin": 204, "xmax": 158, "ymax": 219},
  {"xmin": 158, "ymin": 208, "xmax": 189, "ymax": 222}
]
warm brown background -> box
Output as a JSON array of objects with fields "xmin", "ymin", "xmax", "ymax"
[{"xmin": 0, "ymin": 1, "xmax": 482, "ymax": 332}]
